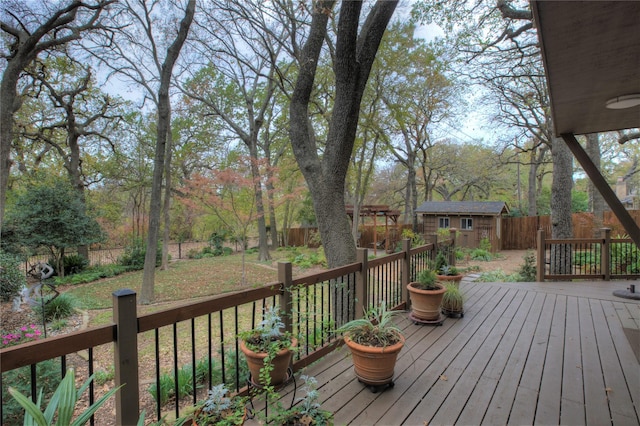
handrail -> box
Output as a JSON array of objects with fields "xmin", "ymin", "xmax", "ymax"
[{"xmin": 1, "ymin": 239, "xmax": 445, "ymax": 424}]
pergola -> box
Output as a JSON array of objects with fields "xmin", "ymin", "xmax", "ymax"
[
  {"xmin": 531, "ymin": 0, "xmax": 640, "ymax": 246},
  {"xmin": 346, "ymin": 204, "xmax": 401, "ymax": 254}
]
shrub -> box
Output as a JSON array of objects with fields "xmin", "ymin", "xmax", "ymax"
[
  {"xmin": 470, "ymin": 248, "xmax": 493, "ymax": 261},
  {"xmin": 477, "ymin": 269, "xmax": 521, "ymax": 282},
  {"xmin": 518, "ymin": 250, "xmax": 537, "ymax": 282},
  {"xmin": 0, "ymin": 251, "xmax": 25, "ymax": 302},
  {"xmin": 62, "ymin": 254, "xmax": 89, "ymax": 275},
  {"xmin": 54, "ymin": 264, "xmax": 132, "ymax": 285},
  {"xmin": 479, "ymin": 237, "xmax": 492, "ymax": 252},
  {"xmin": 1, "ymin": 359, "xmax": 61, "ymax": 424},
  {"xmin": 119, "ymin": 238, "xmax": 161, "ymax": 269},
  {"xmin": 32, "ymin": 293, "xmax": 77, "ymax": 322}
]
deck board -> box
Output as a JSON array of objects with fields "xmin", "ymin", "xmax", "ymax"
[{"xmin": 245, "ymin": 280, "xmax": 640, "ymax": 425}]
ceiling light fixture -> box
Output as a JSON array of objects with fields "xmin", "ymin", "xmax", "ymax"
[{"xmin": 605, "ymin": 94, "xmax": 640, "ymax": 109}]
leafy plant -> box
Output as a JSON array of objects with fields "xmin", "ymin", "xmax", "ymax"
[
  {"xmin": 32, "ymin": 293, "xmax": 78, "ymax": 322},
  {"xmin": 336, "ymin": 302, "xmax": 403, "ymax": 347},
  {"xmin": 8, "ymin": 368, "xmax": 122, "ymax": 426},
  {"xmin": 176, "ymin": 383, "xmax": 247, "ymax": 426},
  {"xmin": 62, "ymin": 254, "xmax": 89, "ymax": 276},
  {"xmin": 270, "ymin": 375, "xmax": 333, "ymax": 425},
  {"xmin": 240, "ymin": 306, "xmax": 292, "ymax": 354},
  {"xmin": 518, "ymin": 250, "xmax": 537, "ymax": 281},
  {"xmin": 412, "ymin": 269, "xmax": 438, "ymax": 290},
  {"xmin": 118, "ymin": 238, "xmax": 161, "ymax": 269},
  {"xmin": 1, "ymin": 360, "xmax": 61, "ymax": 424},
  {"xmin": 148, "ymin": 373, "xmax": 174, "ymax": 405},
  {"xmin": 441, "ymin": 283, "xmax": 464, "ymax": 313},
  {"xmin": 0, "ymin": 250, "xmax": 26, "ymax": 302},
  {"xmin": 439, "ymin": 265, "xmax": 459, "ymax": 276},
  {"xmin": 177, "ymin": 364, "xmax": 194, "ymax": 398},
  {"xmin": 470, "ymin": 248, "xmax": 493, "ymax": 261}
]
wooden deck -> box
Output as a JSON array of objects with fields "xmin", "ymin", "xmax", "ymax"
[{"xmin": 259, "ymin": 279, "xmax": 640, "ymax": 425}]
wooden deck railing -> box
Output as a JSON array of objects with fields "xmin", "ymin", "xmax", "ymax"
[
  {"xmin": 1, "ymin": 239, "xmax": 446, "ymax": 424},
  {"xmin": 536, "ymin": 228, "xmax": 640, "ymax": 281}
]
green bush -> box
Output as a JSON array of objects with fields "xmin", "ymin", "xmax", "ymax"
[
  {"xmin": 54, "ymin": 264, "xmax": 133, "ymax": 285},
  {"xmin": 0, "ymin": 251, "xmax": 26, "ymax": 302},
  {"xmin": 32, "ymin": 293, "xmax": 78, "ymax": 322},
  {"xmin": 62, "ymin": 254, "xmax": 89, "ymax": 275},
  {"xmin": 177, "ymin": 364, "xmax": 194, "ymax": 398},
  {"xmin": 118, "ymin": 238, "xmax": 161, "ymax": 269},
  {"xmin": 2, "ymin": 359, "xmax": 61, "ymax": 424},
  {"xmin": 470, "ymin": 248, "xmax": 493, "ymax": 261},
  {"xmin": 477, "ymin": 269, "xmax": 521, "ymax": 282},
  {"xmin": 518, "ymin": 250, "xmax": 537, "ymax": 282}
]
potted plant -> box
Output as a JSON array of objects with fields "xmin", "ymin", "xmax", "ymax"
[
  {"xmin": 435, "ymin": 251, "xmax": 464, "ymax": 286},
  {"xmin": 337, "ymin": 302, "xmax": 404, "ymax": 389},
  {"xmin": 239, "ymin": 306, "xmax": 297, "ymax": 386},
  {"xmin": 407, "ymin": 269, "xmax": 446, "ymax": 322},
  {"xmin": 176, "ymin": 383, "xmax": 247, "ymax": 426},
  {"xmin": 269, "ymin": 375, "xmax": 333, "ymax": 425},
  {"xmin": 441, "ymin": 283, "xmax": 464, "ymax": 318}
]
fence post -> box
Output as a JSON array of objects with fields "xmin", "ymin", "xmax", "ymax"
[
  {"xmin": 402, "ymin": 239, "xmax": 411, "ymax": 309},
  {"xmin": 601, "ymin": 228, "xmax": 611, "ymax": 281},
  {"xmin": 449, "ymin": 228, "xmax": 457, "ymax": 266},
  {"xmin": 278, "ymin": 262, "xmax": 293, "ymax": 334},
  {"xmin": 355, "ymin": 248, "xmax": 369, "ymax": 319},
  {"xmin": 112, "ymin": 289, "xmax": 139, "ymax": 425},
  {"xmin": 536, "ymin": 229, "xmax": 545, "ymax": 282}
]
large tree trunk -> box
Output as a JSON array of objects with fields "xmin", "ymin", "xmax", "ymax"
[
  {"xmin": 289, "ymin": 0, "xmax": 398, "ymax": 269},
  {"xmin": 549, "ymin": 136, "xmax": 573, "ymax": 275},
  {"xmin": 0, "ymin": 61, "xmax": 23, "ymax": 228},
  {"xmin": 527, "ymin": 150, "xmax": 538, "ymax": 216},
  {"xmin": 162, "ymin": 121, "xmax": 173, "ymax": 270}
]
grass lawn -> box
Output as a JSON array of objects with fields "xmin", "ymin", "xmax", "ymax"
[{"xmin": 63, "ymin": 247, "xmax": 321, "ymax": 310}]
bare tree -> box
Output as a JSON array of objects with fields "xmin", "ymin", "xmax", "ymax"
[
  {"xmin": 0, "ymin": 0, "xmax": 113, "ymax": 227},
  {"xmin": 86, "ymin": 0, "xmax": 195, "ymax": 303},
  {"xmin": 289, "ymin": 0, "xmax": 398, "ymax": 268}
]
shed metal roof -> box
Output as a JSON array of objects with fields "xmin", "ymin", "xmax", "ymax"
[{"xmin": 415, "ymin": 201, "xmax": 508, "ymax": 216}]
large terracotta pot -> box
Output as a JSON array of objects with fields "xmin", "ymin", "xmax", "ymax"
[
  {"xmin": 343, "ymin": 334, "xmax": 405, "ymax": 386},
  {"xmin": 240, "ymin": 338, "xmax": 297, "ymax": 386},
  {"xmin": 407, "ymin": 282, "xmax": 446, "ymax": 321},
  {"xmin": 436, "ymin": 274, "xmax": 463, "ymax": 287}
]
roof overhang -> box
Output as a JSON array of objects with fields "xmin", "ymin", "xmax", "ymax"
[{"xmin": 531, "ymin": 1, "xmax": 640, "ymax": 136}]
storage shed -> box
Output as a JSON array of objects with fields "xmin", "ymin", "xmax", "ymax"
[{"xmin": 415, "ymin": 201, "xmax": 509, "ymax": 251}]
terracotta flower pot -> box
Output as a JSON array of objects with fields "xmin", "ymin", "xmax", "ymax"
[
  {"xmin": 343, "ymin": 334, "xmax": 405, "ymax": 385},
  {"xmin": 407, "ymin": 282, "xmax": 446, "ymax": 321},
  {"xmin": 240, "ymin": 338, "xmax": 297, "ymax": 386},
  {"xmin": 436, "ymin": 274, "xmax": 463, "ymax": 287}
]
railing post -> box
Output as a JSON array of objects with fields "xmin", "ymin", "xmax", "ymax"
[
  {"xmin": 278, "ymin": 262, "xmax": 293, "ymax": 334},
  {"xmin": 112, "ymin": 289, "xmax": 139, "ymax": 426},
  {"xmin": 601, "ymin": 228, "xmax": 611, "ymax": 281},
  {"xmin": 449, "ymin": 228, "xmax": 457, "ymax": 266},
  {"xmin": 536, "ymin": 229, "xmax": 545, "ymax": 282},
  {"xmin": 355, "ymin": 248, "xmax": 369, "ymax": 319},
  {"xmin": 402, "ymin": 238, "xmax": 411, "ymax": 309}
]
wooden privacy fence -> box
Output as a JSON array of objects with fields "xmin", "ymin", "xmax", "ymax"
[
  {"xmin": 1, "ymin": 239, "xmax": 445, "ymax": 425},
  {"xmin": 536, "ymin": 228, "xmax": 640, "ymax": 281},
  {"xmin": 502, "ymin": 210, "xmax": 640, "ymax": 250}
]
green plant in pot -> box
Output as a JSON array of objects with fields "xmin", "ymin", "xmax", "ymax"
[
  {"xmin": 269, "ymin": 375, "xmax": 333, "ymax": 425},
  {"xmin": 441, "ymin": 283, "xmax": 464, "ymax": 317},
  {"xmin": 175, "ymin": 383, "xmax": 247, "ymax": 426},
  {"xmin": 435, "ymin": 251, "xmax": 463, "ymax": 286},
  {"xmin": 407, "ymin": 269, "xmax": 446, "ymax": 322},
  {"xmin": 337, "ymin": 302, "xmax": 405, "ymax": 388},
  {"xmin": 239, "ymin": 306, "xmax": 297, "ymax": 387}
]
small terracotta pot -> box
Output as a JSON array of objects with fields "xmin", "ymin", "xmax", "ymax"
[
  {"xmin": 436, "ymin": 274, "xmax": 463, "ymax": 287},
  {"xmin": 240, "ymin": 338, "xmax": 297, "ymax": 386},
  {"xmin": 407, "ymin": 282, "xmax": 446, "ymax": 321},
  {"xmin": 343, "ymin": 334, "xmax": 404, "ymax": 385}
]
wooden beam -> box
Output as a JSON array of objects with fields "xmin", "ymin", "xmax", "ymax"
[{"xmin": 561, "ymin": 133, "xmax": 640, "ymax": 246}]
